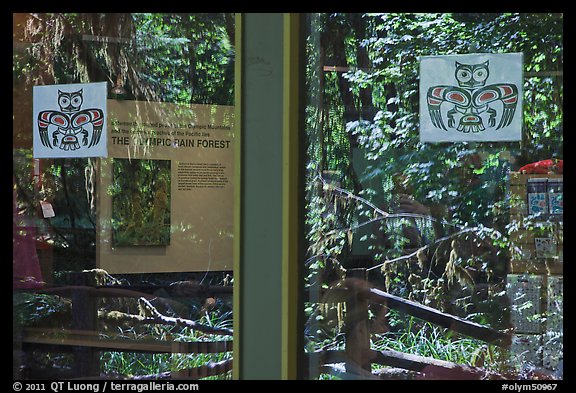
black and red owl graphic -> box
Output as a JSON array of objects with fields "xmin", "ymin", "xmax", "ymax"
[
  {"xmin": 37, "ymin": 89, "xmax": 104, "ymax": 152},
  {"xmin": 426, "ymin": 61, "xmax": 518, "ymax": 133}
]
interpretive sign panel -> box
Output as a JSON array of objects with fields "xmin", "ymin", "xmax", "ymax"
[{"xmin": 97, "ymin": 100, "xmax": 234, "ymax": 273}]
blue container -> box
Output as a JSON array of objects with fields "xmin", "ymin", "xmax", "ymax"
[
  {"xmin": 547, "ymin": 178, "xmax": 563, "ymax": 215},
  {"xmin": 527, "ymin": 178, "xmax": 548, "ymax": 215}
]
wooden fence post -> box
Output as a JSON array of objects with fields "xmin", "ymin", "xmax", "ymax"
[
  {"xmin": 344, "ymin": 268, "xmax": 371, "ymax": 377},
  {"xmin": 69, "ymin": 272, "xmax": 99, "ymax": 377}
]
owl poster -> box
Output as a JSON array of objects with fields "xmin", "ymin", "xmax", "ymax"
[
  {"xmin": 419, "ymin": 53, "xmax": 523, "ymax": 142},
  {"xmin": 33, "ymin": 82, "xmax": 108, "ymax": 158}
]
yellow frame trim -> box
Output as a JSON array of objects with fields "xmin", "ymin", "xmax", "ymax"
[
  {"xmin": 282, "ymin": 12, "xmax": 301, "ymax": 380},
  {"xmin": 232, "ymin": 12, "xmax": 242, "ymax": 380}
]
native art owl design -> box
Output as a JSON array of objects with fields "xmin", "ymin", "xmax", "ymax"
[
  {"xmin": 37, "ymin": 89, "xmax": 104, "ymax": 151},
  {"xmin": 426, "ymin": 61, "xmax": 518, "ymax": 133}
]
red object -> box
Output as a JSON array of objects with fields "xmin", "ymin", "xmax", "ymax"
[
  {"xmin": 519, "ymin": 159, "xmax": 563, "ymax": 174},
  {"xmin": 13, "ymin": 176, "xmax": 44, "ymax": 289}
]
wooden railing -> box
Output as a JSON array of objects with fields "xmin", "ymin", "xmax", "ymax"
[
  {"xmin": 15, "ymin": 272, "xmax": 233, "ymax": 380},
  {"xmin": 304, "ymin": 267, "xmax": 512, "ymax": 380},
  {"xmin": 16, "ymin": 268, "xmax": 513, "ymax": 380}
]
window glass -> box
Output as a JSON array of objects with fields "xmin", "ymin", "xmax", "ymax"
[
  {"xmin": 13, "ymin": 13, "xmax": 235, "ymax": 379},
  {"xmin": 303, "ymin": 13, "xmax": 562, "ymax": 380}
]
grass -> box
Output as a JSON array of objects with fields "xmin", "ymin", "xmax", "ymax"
[
  {"xmin": 371, "ymin": 318, "xmax": 504, "ymax": 373},
  {"xmin": 101, "ymin": 310, "xmax": 233, "ymax": 379},
  {"xmin": 307, "ymin": 306, "xmax": 506, "ymax": 379}
]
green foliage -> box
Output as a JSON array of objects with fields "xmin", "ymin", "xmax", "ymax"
[
  {"xmin": 13, "ymin": 292, "xmax": 71, "ymax": 328},
  {"xmin": 304, "ymin": 11, "xmax": 563, "ymax": 282},
  {"xmin": 372, "ymin": 318, "xmax": 505, "ymax": 372},
  {"xmin": 110, "ymin": 158, "xmax": 171, "ymax": 246},
  {"xmin": 343, "ymin": 13, "xmax": 562, "ymax": 228},
  {"xmin": 101, "ymin": 310, "xmax": 232, "ymax": 379},
  {"xmin": 304, "ymin": 13, "xmax": 563, "ymax": 376},
  {"xmin": 132, "ymin": 13, "xmax": 234, "ymax": 105}
]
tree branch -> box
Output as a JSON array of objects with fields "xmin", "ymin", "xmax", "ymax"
[{"xmin": 98, "ymin": 297, "xmax": 233, "ymax": 336}]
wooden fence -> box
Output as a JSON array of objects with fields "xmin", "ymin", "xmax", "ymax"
[
  {"xmin": 16, "ymin": 268, "xmax": 513, "ymax": 380},
  {"xmin": 304, "ymin": 267, "xmax": 513, "ymax": 380},
  {"xmin": 15, "ymin": 271, "xmax": 233, "ymax": 380}
]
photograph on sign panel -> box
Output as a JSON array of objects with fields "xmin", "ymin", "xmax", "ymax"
[{"xmin": 111, "ymin": 158, "xmax": 171, "ymax": 246}]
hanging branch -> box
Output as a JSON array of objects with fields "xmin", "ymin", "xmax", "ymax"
[
  {"xmin": 315, "ymin": 174, "xmax": 505, "ymax": 279},
  {"xmin": 98, "ymin": 297, "xmax": 233, "ymax": 337},
  {"xmin": 320, "ymin": 174, "xmax": 463, "ymax": 230},
  {"xmin": 366, "ymin": 226, "xmax": 483, "ymax": 272},
  {"xmin": 320, "ymin": 173, "xmax": 386, "ymax": 217}
]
